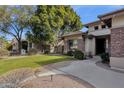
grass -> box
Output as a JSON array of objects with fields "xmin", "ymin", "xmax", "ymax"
[{"xmin": 0, "ymin": 55, "xmax": 73, "ymax": 75}]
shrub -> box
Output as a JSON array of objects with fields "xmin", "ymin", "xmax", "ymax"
[
  {"xmin": 28, "ymin": 48, "xmax": 37, "ymax": 55},
  {"xmin": 44, "ymin": 50, "xmax": 49, "ymax": 54},
  {"xmin": 73, "ymin": 49, "xmax": 84, "ymax": 60},
  {"xmin": 100, "ymin": 53, "xmax": 110, "ymax": 64},
  {"xmin": 67, "ymin": 50, "xmax": 74, "ymax": 56},
  {"xmin": 0, "ymin": 68, "xmax": 34, "ymax": 88},
  {"xmin": 0, "ymin": 48, "xmax": 9, "ymax": 56}
]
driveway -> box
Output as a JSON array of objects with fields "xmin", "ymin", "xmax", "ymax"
[{"xmin": 39, "ymin": 57, "xmax": 124, "ymax": 88}]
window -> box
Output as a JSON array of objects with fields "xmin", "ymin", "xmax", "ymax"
[
  {"xmin": 68, "ymin": 40, "xmax": 78, "ymax": 49},
  {"xmin": 101, "ymin": 25, "xmax": 106, "ymax": 29},
  {"xmin": 68, "ymin": 40, "xmax": 73, "ymax": 47},
  {"xmin": 73, "ymin": 40, "xmax": 78, "ymax": 46},
  {"xmin": 94, "ymin": 26, "xmax": 98, "ymax": 30}
]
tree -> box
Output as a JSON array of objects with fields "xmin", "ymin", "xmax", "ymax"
[
  {"xmin": 0, "ymin": 6, "xmax": 34, "ymax": 54},
  {"xmin": 27, "ymin": 5, "xmax": 55, "ymax": 52},
  {"xmin": 27, "ymin": 5, "xmax": 83, "ymax": 52},
  {"xmin": 0, "ymin": 36, "xmax": 8, "ymax": 49}
]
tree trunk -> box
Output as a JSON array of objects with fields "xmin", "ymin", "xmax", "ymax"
[{"xmin": 18, "ymin": 40, "xmax": 22, "ymax": 55}]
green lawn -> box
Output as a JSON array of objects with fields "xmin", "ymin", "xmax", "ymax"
[{"xmin": 0, "ymin": 55, "xmax": 73, "ymax": 75}]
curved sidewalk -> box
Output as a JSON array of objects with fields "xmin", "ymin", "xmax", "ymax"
[{"xmin": 56, "ymin": 59, "xmax": 124, "ymax": 88}]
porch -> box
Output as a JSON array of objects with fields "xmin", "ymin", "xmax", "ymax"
[{"xmin": 85, "ymin": 29, "xmax": 111, "ymax": 56}]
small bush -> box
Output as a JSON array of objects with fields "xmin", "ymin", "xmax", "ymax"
[
  {"xmin": 73, "ymin": 49, "xmax": 84, "ymax": 60},
  {"xmin": 28, "ymin": 48, "xmax": 37, "ymax": 55},
  {"xmin": 0, "ymin": 68, "xmax": 34, "ymax": 88},
  {"xmin": 67, "ymin": 50, "xmax": 74, "ymax": 56},
  {"xmin": 44, "ymin": 50, "xmax": 49, "ymax": 54},
  {"xmin": 0, "ymin": 48, "xmax": 9, "ymax": 56},
  {"xmin": 100, "ymin": 53, "xmax": 110, "ymax": 64}
]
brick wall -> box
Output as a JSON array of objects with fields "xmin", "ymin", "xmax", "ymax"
[
  {"xmin": 78, "ymin": 38, "xmax": 85, "ymax": 52},
  {"xmin": 111, "ymin": 27, "xmax": 124, "ymax": 57}
]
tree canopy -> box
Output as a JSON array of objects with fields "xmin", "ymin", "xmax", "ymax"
[
  {"xmin": 0, "ymin": 6, "xmax": 34, "ymax": 54},
  {"xmin": 27, "ymin": 5, "xmax": 83, "ymax": 50}
]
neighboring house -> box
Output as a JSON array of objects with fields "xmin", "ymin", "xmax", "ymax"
[
  {"xmin": 11, "ymin": 39, "xmax": 54, "ymax": 55},
  {"xmin": 56, "ymin": 31, "xmax": 86, "ymax": 54},
  {"xmin": 11, "ymin": 39, "xmax": 34, "ymax": 55}
]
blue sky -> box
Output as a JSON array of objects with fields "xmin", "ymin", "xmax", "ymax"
[{"xmin": 72, "ymin": 5, "xmax": 124, "ymax": 31}]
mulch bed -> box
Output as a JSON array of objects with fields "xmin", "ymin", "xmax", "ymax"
[{"xmin": 20, "ymin": 74, "xmax": 94, "ymax": 88}]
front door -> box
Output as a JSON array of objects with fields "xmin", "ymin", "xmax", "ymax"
[{"xmin": 96, "ymin": 38, "xmax": 106, "ymax": 55}]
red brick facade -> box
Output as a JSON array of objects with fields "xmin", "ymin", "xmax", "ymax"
[
  {"xmin": 77, "ymin": 38, "xmax": 85, "ymax": 52},
  {"xmin": 63, "ymin": 37, "xmax": 85, "ymax": 53},
  {"xmin": 111, "ymin": 27, "xmax": 124, "ymax": 57}
]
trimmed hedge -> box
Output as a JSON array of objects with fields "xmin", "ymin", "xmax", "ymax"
[
  {"xmin": 100, "ymin": 53, "xmax": 110, "ymax": 64},
  {"xmin": 66, "ymin": 49, "xmax": 84, "ymax": 60},
  {"xmin": 67, "ymin": 50, "xmax": 74, "ymax": 56},
  {"xmin": 73, "ymin": 49, "xmax": 84, "ymax": 60},
  {"xmin": 44, "ymin": 50, "xmax": 49, "ymax": 54}
]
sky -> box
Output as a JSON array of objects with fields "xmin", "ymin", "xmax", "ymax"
[{"xmin": 72, "ymin": 5, "xmax": 124, "ymax": 31}]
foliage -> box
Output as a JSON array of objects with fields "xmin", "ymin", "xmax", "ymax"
[
  {"xmin": 44, "ymin": 50, "xmax": 49, "ymax": 54},
  {"xmin": 0, "ymin": 36, "xmax": 10, "ymax": 49},
  {"xmin": 0, "ymin": 48, "xmax": 9, "ymax": 56},
  {"xmin": 28, "ymin": 48, "xmax": 38, "ymax": 55},
  {"xmin": 0, "ymin": 55, "xmax": 73, "ymax": 75},
  {"xmin": 73, "ymin": 49, "xmax": 84, "ymax": 60},
  {"xmin": 67, "ymin": 50, "xmax": 74, "ymax": 56},
  {"xmin": 0, "ymin": 6, "xmax": 34, "ymax": 54},
  {"xmin": 27, "ymin": 5, "xmax": 83, "ymax": 51},
  {"xmin": 0, "ymin": 68, "xmax": 34, "ymax": 88},
  {"xmin": 100, "ymin": 53, "xmax": 110, "ymax": 64}
]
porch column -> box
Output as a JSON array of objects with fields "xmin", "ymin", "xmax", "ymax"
[
  {"xmin": 106, "ymin": 38, "xmax": 109, "ymax": 53},
  {"xmin": 92, "ymin": 37, "xmax": 96, "ymax": 55}
]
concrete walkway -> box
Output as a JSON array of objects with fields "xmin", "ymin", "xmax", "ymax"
[
  {"xmin": 59, "ymin": 61, "xmax": 124, "ymax": 87},
  {"xmin": 38, "ymin": 57, "xmax": 124, "ymax": 88}
]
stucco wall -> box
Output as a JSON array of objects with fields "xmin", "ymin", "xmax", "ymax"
[
  {"xmin": 88, "ymin": 29, "xmax": 110, "ymax": 36},
  {"xmin": 85, "ymin": 37, "xmax": 95, "ymax": 56},
  {"xmin": 64, "ymin": 34, "xmax": 83, "ymax": 40},
  {"xmin": 112, "ymin": 15, "xmax": 124, "ymax": 28}
]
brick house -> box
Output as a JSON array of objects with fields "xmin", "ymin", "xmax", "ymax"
[
  {"xmin": 84, "ymin": 20, "xmax": 111, "ymax": 56},
  {"xmin": 58, "ymin": 8, "xmax": 124, "ymax": 70},
  {"xmin": 55, "ymin": 31, "xmax": 86, "ymax": 54},
  {"xmin": 84, "ymin": 8, "xmax": 124, "ymax": 70},
  {"xmin": 11, "ymin": 8, "xmax": 124, "ymax": 70},
  {"xmin": 98, "ymin": 8, "xmax": 124, "ymax": 70}
]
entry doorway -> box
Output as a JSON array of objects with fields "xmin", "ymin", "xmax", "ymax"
[{"xmin": 95, "ymin": 38, "xmax": 106, "ymax": 55}]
